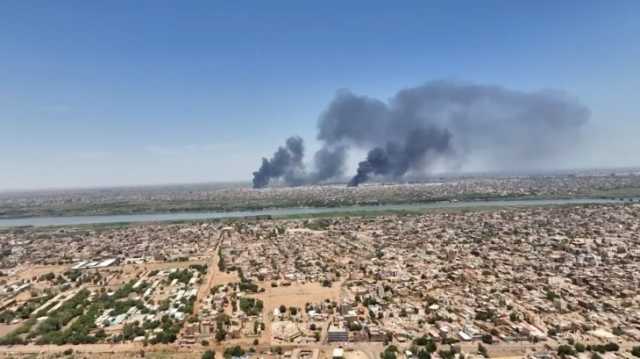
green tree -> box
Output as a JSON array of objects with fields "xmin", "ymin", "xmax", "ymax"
[
  {"xmin": 557, "ymin": 345, "xmax": 575, "ymax": 357},
  {"xmin": 605, "ymin": 343, "xmax": 619, "ymax": 352},
  {"xmin": 224, "ymin": 345, "xmax": 245, "ymax": 358},
  {"xmin": 215, "ymin": 328, "xmax": 226, "ymax": 342},
  {"xmin": 481, "ymin": 334, "xmax": 493, "ymax": 344},
  {"xmin": 381, "ymin": 349, "xmax": 397, "ymax": 359},
  {"xmin": 417, "ymin": 350, "xmax": 431, "ymax": 359}
]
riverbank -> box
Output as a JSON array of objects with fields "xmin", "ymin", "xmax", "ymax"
[
  {"xmin": 0, "ymin": 197, "xmax": 632, "ymax": 228},
  {"xmin": 3, "ymin": 176, "xmax": 640, "ymax": 220}
]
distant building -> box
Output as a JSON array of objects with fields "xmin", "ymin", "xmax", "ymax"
[
  {"xmin": 327, "ymin": 325, "xmax": 348, "ymax": 342},
  {"xmin": 367, "ymin": 325, "xmax": 386, "ymax": 341}
]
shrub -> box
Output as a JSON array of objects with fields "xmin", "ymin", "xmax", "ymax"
[
  {"xmin": 481, "ymin": 334, "xmax": 493, "ymax": 344},
  {"xmin": 414, "ymin": 336, "xmax": 430, "ymax": 346},
  {"xmin": 224, "ymin": 345, "xmax": 245, "ymax": 358},
  {"xmin": 557, "ymin": 344, "xmax": 575, "ymax": 357},
  {"xmin": 605, "ymin": 342, "xmax": 620, "ymax": 352},
  {"xmin": 381, "ymin": 346, "xmax": 397, "ymax": 359},
  {"xmin": 591, "ymin": 342, "xmax": 620, "ymax": 353},
  {"xmin": 417, "ymin": 349, "xmax": 431, "ymax": 359}
]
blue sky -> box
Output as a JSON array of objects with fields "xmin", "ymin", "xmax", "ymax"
[{"xmin": 0, "ymin": 1, "xmax": 638, "ymax": 189}]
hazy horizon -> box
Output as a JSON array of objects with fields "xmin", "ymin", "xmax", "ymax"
[
  {"xmin": 1, "ymin": 165, "xmax": 639, "ymax": 194},
  {"xmin": 2, "ymin": 1, "xmax": 639, "ymax": 190}
]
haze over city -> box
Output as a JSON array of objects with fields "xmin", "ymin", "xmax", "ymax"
[{"xmin": 1, "ymin": 1, "xmax": 639, "ymax": 190}]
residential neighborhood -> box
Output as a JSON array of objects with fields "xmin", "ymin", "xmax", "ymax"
[{"xmin": 0, "ymin": 202, "xmax": 639, "ymax": 358}]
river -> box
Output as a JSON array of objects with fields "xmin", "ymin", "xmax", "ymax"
[{"xmin": 0, "ymin": 197, "xmax": 629, "ymax": 228}]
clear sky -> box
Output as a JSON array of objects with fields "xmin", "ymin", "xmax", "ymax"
[{"xmin": 1, "ymin": 1, "xmax": 638, "ymax": 190}]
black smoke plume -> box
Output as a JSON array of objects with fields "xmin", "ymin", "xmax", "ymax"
[
  {"xmin": 252, "ymin": 80, "xmax": 589, "ymax": 188},
  {"xmin": 252, "ymin": 136, "xmax": 305, "ymax": 188},
  {"xmin": 349, "ymin": 127, "xmax": 452, "ymax": 186},
  {"xmin": 311, "ymin": 146, "xmax": 347, "ymax": 183}
]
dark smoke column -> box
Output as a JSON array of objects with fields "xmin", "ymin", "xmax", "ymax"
[
  {"xmin": 251, "ymin": 80, "xmax": 590, "ymax": 188},
  {"xmin": 348, "ymin": 127, "xmax": 453, "ymax": 186},
  {"xmin": 348, "ymin": 148, "xmax": 388, "ymax": 186},
  {"xmin": 252, "ymin": 136, "xmax": 305, "ymax": 188}
]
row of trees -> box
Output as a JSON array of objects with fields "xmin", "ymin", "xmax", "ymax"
[
  {"xmin": 0, "ymin": 292, "xmax": 53, "ymax": 324},
  {"xmin": 0, "ymin": 278, "xmax": 186, "ymax": 346}
]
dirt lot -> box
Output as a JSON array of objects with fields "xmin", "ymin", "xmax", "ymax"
[
  {"xmin": 9, "ymin": 264, "xmax": 68, "ymax": 282},
  {"xmin": 344, "ymin": 349, "xmax": 371, "ymax": 359},
  {"xmin": 0, "ymin": 324, "xmax": 20, "ymax": 337},
  {"xmin": 249, "ymin": 280, "xmax": 344, "ymax": 345},
  {"xmin": 0, "ymin": 343, "xmax": 210, "ymax": 358},
  {"xmin": 254, "ymin": 281, "xmax": 343, "ymax": 314}
]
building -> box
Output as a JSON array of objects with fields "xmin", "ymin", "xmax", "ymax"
[{"xmin": 327, "ymin": 325, "xmax": 348, "ymax": 342}]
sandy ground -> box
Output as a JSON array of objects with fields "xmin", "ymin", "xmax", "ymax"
[
  {"xmin": 193, "ymin": 234, "xmax": 237, "ymax": 315},
  {"xmin": 0, "ymin": 324, "xmax": 20, "ymax": 337},
  {"xmin": 249, "ymin": 279, "xmax": 343, "ymax": 345},
  {"xmin": 344, "ymin": 349, "xmax": 371, "ymax": 359},
  {"xmin": 121, "ymin": 260, "xmax": 208, "ymax": 272},
  {"xmin": 0, "ymin": 342, "xmax": 375, "ymax": 359},
  {"xmin": 209, "ymin": 240, "xmax": 241, "ymax": 288},
  {"xmin": 8, "ymin": 338, "xmax": 637, "ymax": 359},
  {"xmin": 8, "ymin": 264, "xmax": 68, "ymax": 282},
  {"xmin": 254, "ymin": 281, "xmax": 342, "ymax": 313}
]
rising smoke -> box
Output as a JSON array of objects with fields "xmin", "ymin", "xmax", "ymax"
[
  {"xmin": 252, "ymin": 136, "xmax": 305, "ymax": 189},
  {"xmin": 252, "ymin": 80, "xmax": 590, "ymax": 188}
]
